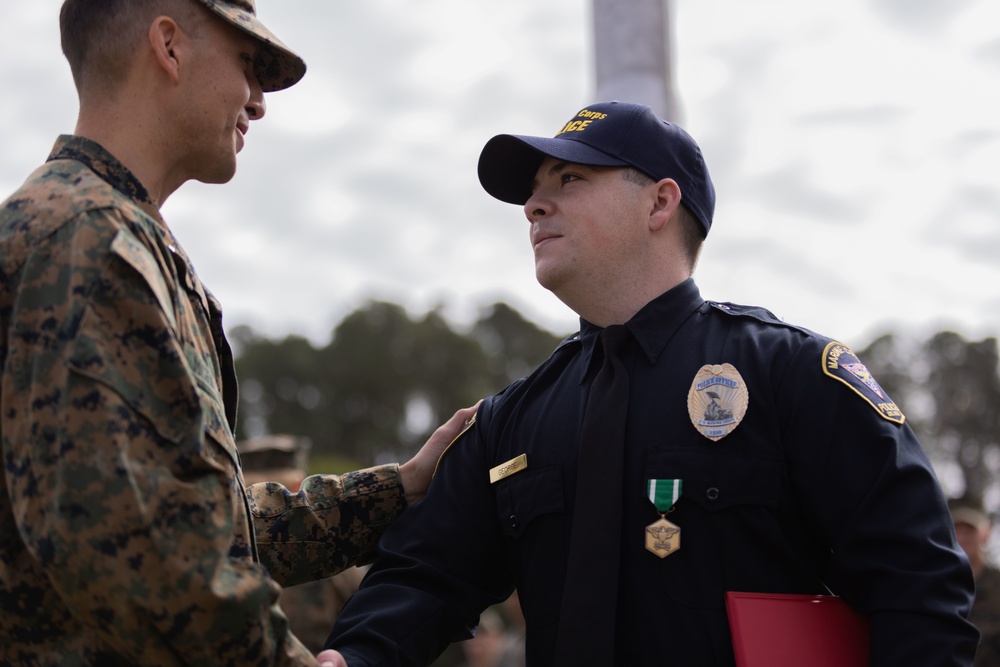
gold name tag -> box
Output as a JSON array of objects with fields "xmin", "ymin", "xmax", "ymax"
[{"xmin": 489, "ymin": 454, "xmax": 528, "ymax": 484}]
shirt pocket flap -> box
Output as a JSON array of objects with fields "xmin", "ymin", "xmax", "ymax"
[
  {"xmin": 646, "ymin": 447, "xmax": 781, "ymax": 513},
  {"xmin": 495, "ymin": 463, "xmax": 566, "ymax": 539}
]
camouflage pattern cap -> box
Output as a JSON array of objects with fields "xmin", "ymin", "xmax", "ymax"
[{"xmin": 195, "ymin": 0, "xmax": 306, "ymax": 92}]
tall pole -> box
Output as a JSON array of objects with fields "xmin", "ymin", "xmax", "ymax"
[{"xmin": 592, "ymin": 0, "xmax": 679, "ymax": 122}]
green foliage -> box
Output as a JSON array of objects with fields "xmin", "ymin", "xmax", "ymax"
[
  {"xmin": 233, "ymin": 300, "xmax": 565, "ymax": 466},
  {"xmin": 306, "ymin": 453, "xmax": 366, "ymax": 477}
]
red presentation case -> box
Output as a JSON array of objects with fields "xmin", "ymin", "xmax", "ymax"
[{"xmin": 726, "ymin": 591, "xmax": 870, "ymax": 667}]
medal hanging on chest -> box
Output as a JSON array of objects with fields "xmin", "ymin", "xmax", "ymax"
[{"xmin": 645, "ymin": 479, "xmax": 682, "ymax": 558}]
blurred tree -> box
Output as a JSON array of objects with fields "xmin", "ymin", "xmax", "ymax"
[
  {"xmin": 233, "ymin": 300, "xmax": 565, "ymax": 466},
  {"xmin": 317, "ymin": 301, "xmax": 422, "ymax": 463},
  {"xmin": 321, "ymin": 301, "xmax": 490, "ymax": 463},
  {"xmin": 473, "ymin": 302, "xmax": 567, "ymax": 389},
  {"xmin": 859, "ymin": 331, "xmax": 1000, "ymax": 501},
  {"xmin": 231, "ymin": 327, "xmax": 329, "ymax": 445},
  {"xmin": 924, "ymin": 332, "xmax": 1000, "ymax": 500}
]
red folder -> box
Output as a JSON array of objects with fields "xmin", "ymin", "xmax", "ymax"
[{"xmin": 726, "ymin": 592, "xmax": 870, "ymax": 667}]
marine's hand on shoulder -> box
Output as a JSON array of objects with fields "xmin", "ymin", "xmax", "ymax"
[
  {"xmin": 399, "ymin": 401, "xmax": 482, "ymax": 505},
  {"xmin": 316, "ymin": 649, "xmax": 348, "ymax": 667}
]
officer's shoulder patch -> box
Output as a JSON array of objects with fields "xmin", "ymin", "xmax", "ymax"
[{"xmin": 821, "ymin": 341, "xmax": 905, "ymax": 424}]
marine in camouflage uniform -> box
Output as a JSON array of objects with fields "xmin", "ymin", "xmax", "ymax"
[
  {"xmin": 0, "ymin": 131, "xmax": 407, "ymax": 666},
  {"xmin": 0, "ymin": 1, "xmax": 473, "ymax": 665}
]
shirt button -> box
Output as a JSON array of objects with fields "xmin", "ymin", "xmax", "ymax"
[
  {"xmin": 509, "ymin": 514, "xmax": 518, "ymax": 529},
  {"xmin": 706, "ymin": 487, "xmax": 720, "ymax": 501}
]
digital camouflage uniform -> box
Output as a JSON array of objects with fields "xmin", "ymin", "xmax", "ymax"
[
  {"xmin": 973, "ymin": 565, "xmax": 1000, "ymax": 667},
  {"xmin": 0, "ymin": 136, "xmax": 406, "ymax": 666}
]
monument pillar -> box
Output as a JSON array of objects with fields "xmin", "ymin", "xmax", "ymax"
[{"xmin": 592, "ymin": 0, "xmax": 679, "ymax": 122}]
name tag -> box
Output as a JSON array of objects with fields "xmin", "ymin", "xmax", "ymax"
[{"xmin": 489, "ymin": 454, "xmax": 528, "ymax": 484}]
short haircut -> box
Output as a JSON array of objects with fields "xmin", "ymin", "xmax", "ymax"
[
  {"xmin": 621, "ymin": 167, "xmax": 706, "ymax": 272},
  {"xmin": 60, "ymin": 0, "xmax": 203, "ymax": 95},
  {"xmin": 621, "ymin": 166, "xmax": 655, "ymax": 188}
]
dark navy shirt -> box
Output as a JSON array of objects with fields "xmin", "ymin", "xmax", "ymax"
[{"xmin": 328, "ymin": 278, "xmax": 977, "ymax": 666}]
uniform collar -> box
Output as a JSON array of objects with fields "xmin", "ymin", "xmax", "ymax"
[
  {"xmin": 578, "ymin": 278, "xmax": 705, "ymax": 383},
  {"xmin": 48, "ymin": 135, "xmax": 214, "ymax": 323},
  {"xmin": 49, "ymin": 135, "xmax": 158, "ymax": 211}
]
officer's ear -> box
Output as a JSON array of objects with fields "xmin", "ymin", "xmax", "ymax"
[{"xmin": 648, "ymin": 178, "xmax": 682, "ymax": 232}]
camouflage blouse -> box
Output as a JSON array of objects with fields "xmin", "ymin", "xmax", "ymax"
[{"xmin": 0, "ymin": 136, "xmax": 405, "ymax": 666}]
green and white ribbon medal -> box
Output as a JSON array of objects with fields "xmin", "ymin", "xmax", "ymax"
[{"xmin": 645, "ymin": 479, "xmax": 682, "ymax": 558}]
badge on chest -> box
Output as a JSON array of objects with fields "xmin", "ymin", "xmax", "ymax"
[{"xmin": 687, "ymin": 363, "xmax": 749, "ymax": 441}]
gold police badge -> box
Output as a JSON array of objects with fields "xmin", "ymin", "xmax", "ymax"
[{"xmin": 687, "ymin": 363, "xmax": 749, "ymax": 441}]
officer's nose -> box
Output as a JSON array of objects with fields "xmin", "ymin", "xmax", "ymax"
[{"xmin": 524, "ymin": 193, "xmax": 550, "ymax": 223}]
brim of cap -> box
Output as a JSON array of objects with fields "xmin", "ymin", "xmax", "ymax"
[
  {"xmin": 200, "ymin": 0, "xmax": 307, "ymax": 92},
  {"xmin": 253, "ymin": 39, "xmax": 306, "ymax": 93},
  {"xmin": 478, "ymin": 134, "xmax": 629, "ymax": 205},
  {"xmin": 953, "ymin": 507, "xmax": 990, "ymax": 530}
]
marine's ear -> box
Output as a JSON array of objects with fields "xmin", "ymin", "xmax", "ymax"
[{"xmin": 148, "ymin": 16, "xmax": 184, "ymax": 85}]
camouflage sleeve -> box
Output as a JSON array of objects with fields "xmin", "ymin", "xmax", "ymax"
[
  {"xmin": 2, "ymin": 212, "xmax": 315, "ymax": 666},
  {"xmin": 248, "ymin": 465, "xmax": 406, "ymax": 587}
]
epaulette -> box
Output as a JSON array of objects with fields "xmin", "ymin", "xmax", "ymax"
[
  {"xmin": 706, "ymin": 301, "xmax": 813, "ymax": 336},
  {"xmin": 554, "ymin": 331, "xmax": 582, "ymax": 351},
  {"xmin": 708, "ymin": 302, "xmax": 905, "ymax": 424},
  {"xmin": 707, "ymin": 301, "xmax": 782, "ymax": 322}
]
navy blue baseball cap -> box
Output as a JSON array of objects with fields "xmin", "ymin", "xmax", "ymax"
[{"xmin": 477, "ymin": 101, "xmax": 716, "ymax": 235}]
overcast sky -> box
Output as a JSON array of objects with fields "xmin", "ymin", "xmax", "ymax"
[{"xmin": 2, "ymin": 0, "xmax": 999, "ymax": 350}]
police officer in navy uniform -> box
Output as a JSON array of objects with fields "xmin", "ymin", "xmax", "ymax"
[{"xmin": 319, "ymin": 101, "xmax": 978, "ymax": 666}]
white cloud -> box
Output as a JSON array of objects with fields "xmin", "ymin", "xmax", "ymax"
[{"xmin": 2, "ymin": 0, "xmax": 999, "ymax": 348}]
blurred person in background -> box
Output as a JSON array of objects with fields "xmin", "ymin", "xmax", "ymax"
[{"xmin": 951, "ymin": 496, "xmax": 1000, "ymax": 666}]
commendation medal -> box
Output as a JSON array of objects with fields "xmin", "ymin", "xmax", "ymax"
[{"xmin": 645, "ymin": 479, "xmax": 682, "ymax": 558}]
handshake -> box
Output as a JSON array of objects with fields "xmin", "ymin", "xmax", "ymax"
[{"xmin": 316, "ymin": 650, "xmax": 347, "ymax": 667}]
